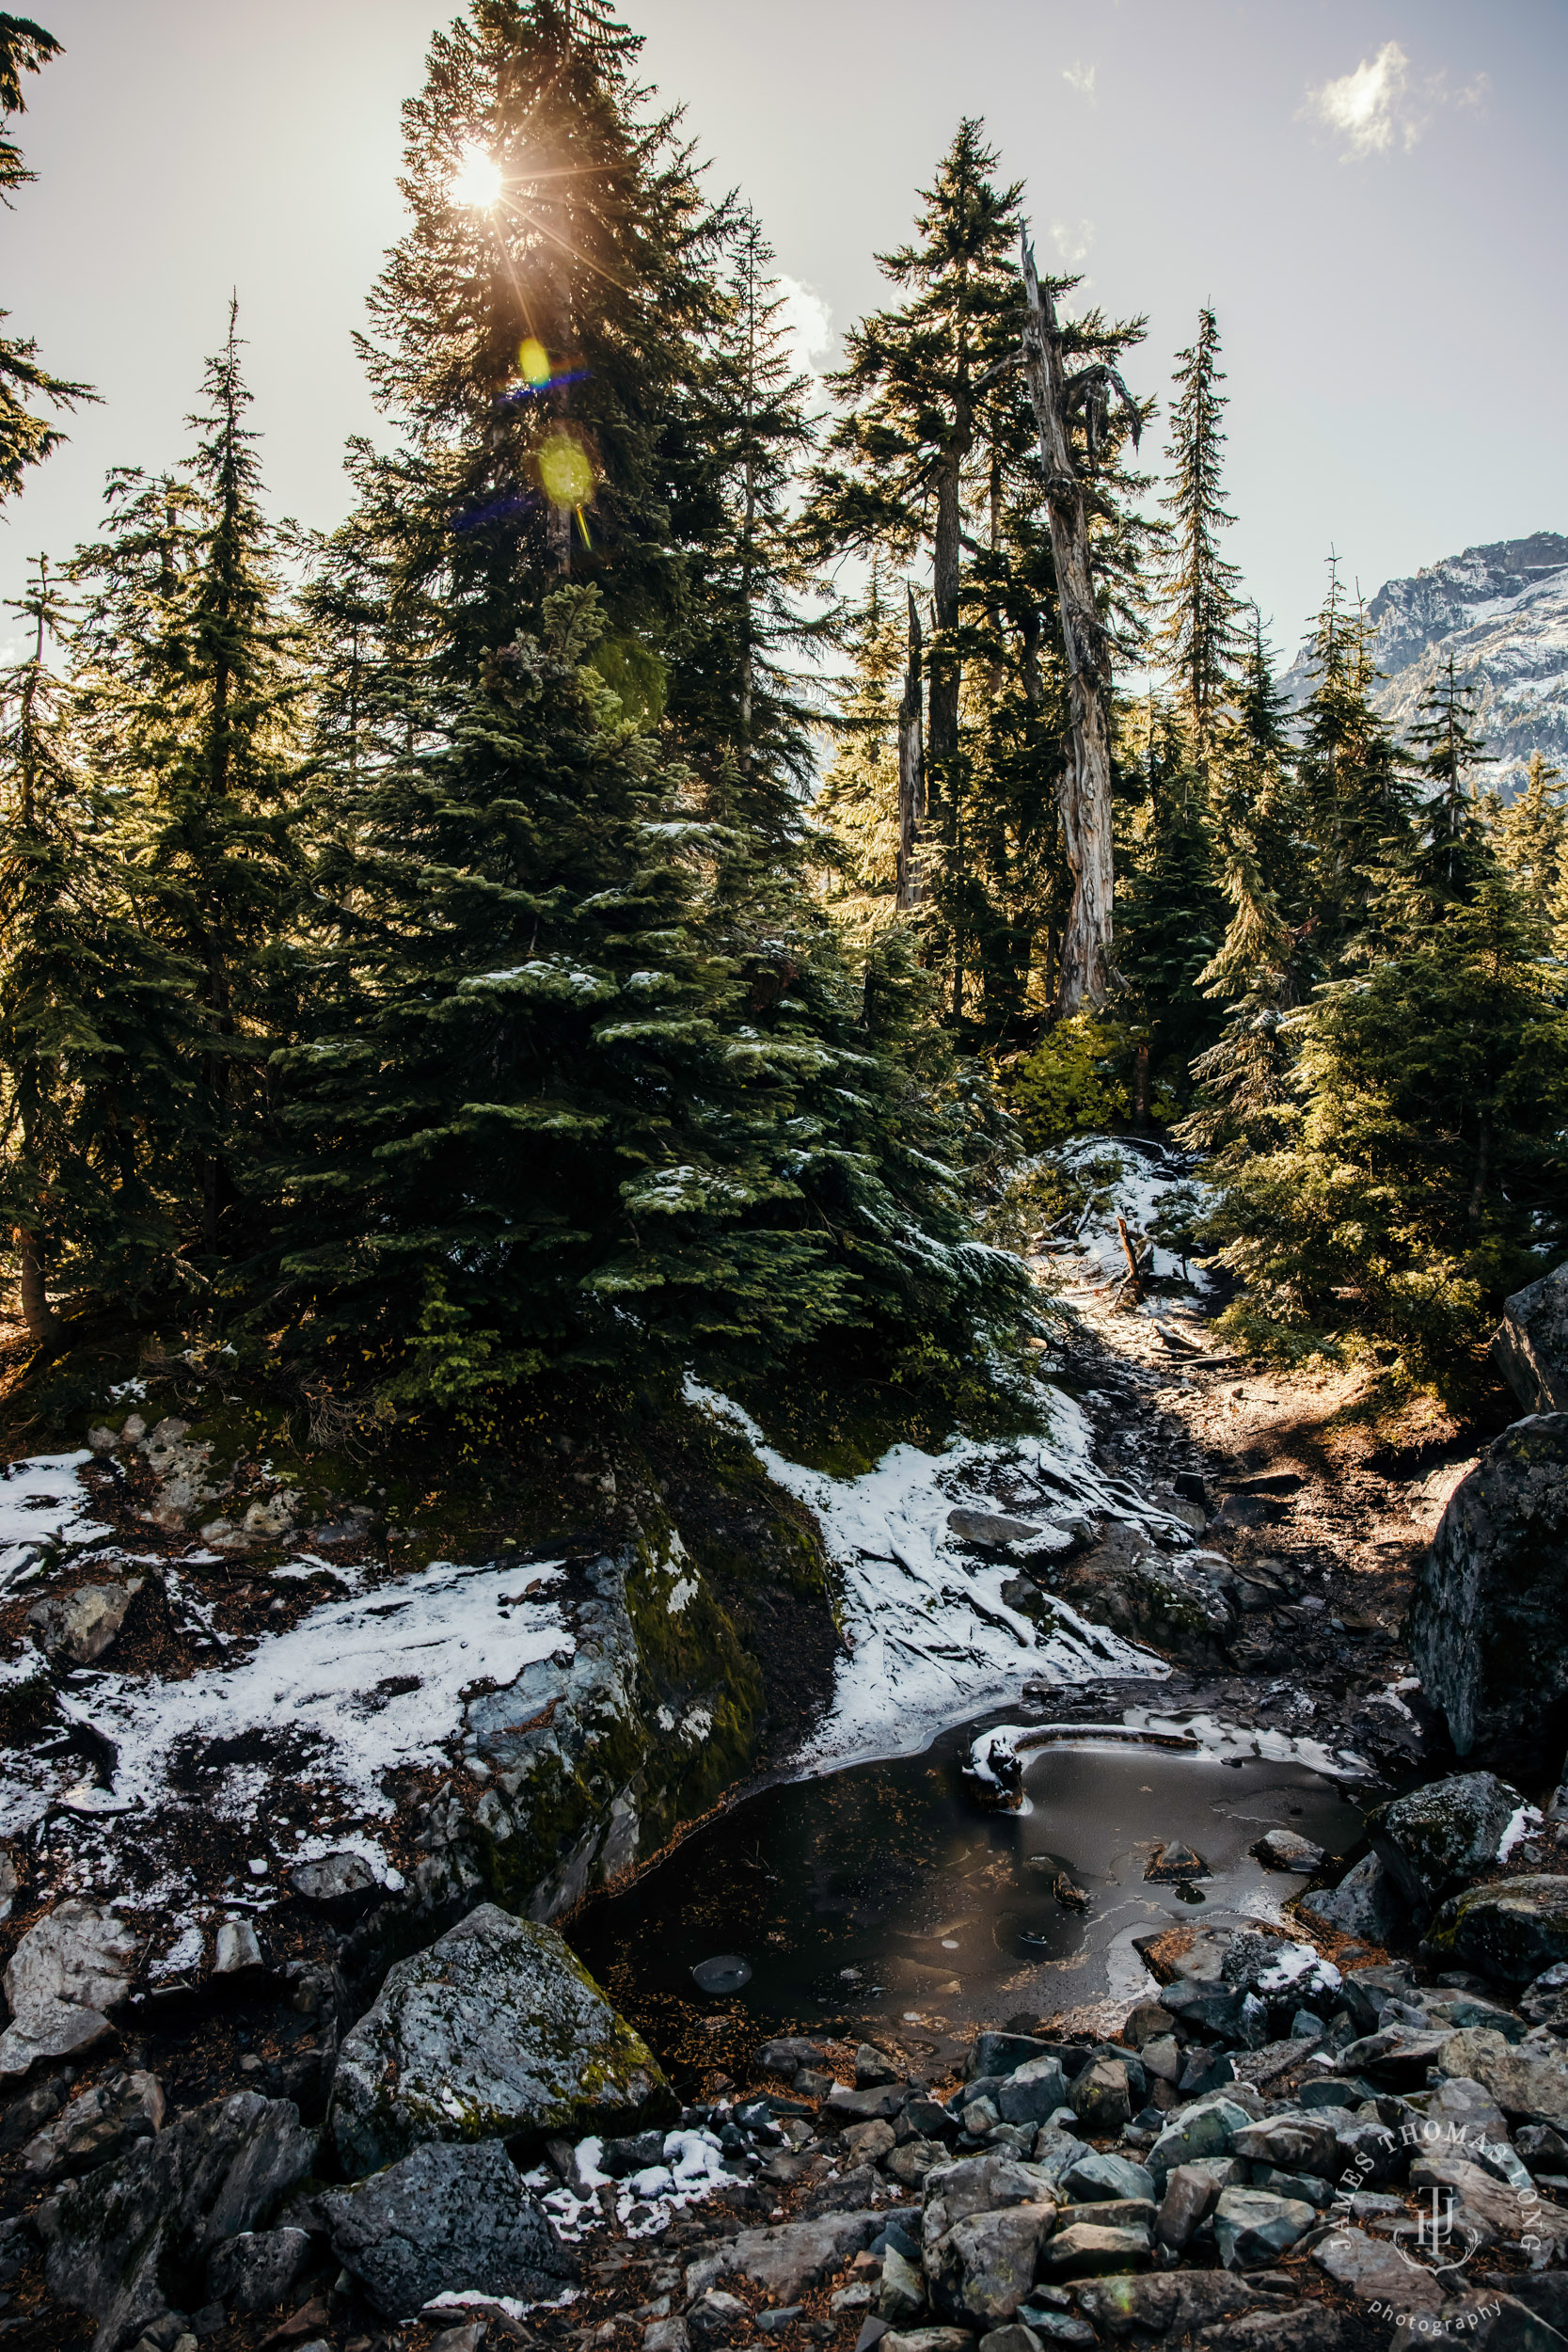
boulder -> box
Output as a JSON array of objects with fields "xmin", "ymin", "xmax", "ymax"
[
  {"xmin": 1438, "ymin": 2028, "xmax": 1568, "ymax": 2130},
  {"xmin": 205, "ymin": 2226, "xmax": 313, "ymax": 2313},
  {"xmin": 968, "ymin": 2035, "xmax": 1061, "ymax": 2081},
  {"xmin": 725, "ymin": 2212, "xmax": 883, "ymax": 2301},
  {"xmin": 328, "ymin": 1901, "xmax": 670, "ymax": 2174},
  {"xmin": 880, "ymin": 2334, "xmax": 977, "ymax": 2352},
  {"xmin": 1065, "ymin": 2060, "xmax": 1130, "ymax": 2134},
  {"xmin": 1052, "ymin": 1530, "xmax": 1237, "ymax": 1672},
  {"xmin": 1336, "ymin": 2025, "xmax": 1451, "ymax": 2087},
  {"xmin": 1146, "ymin": 2097, "xmax": 1253, "ymax": 2187},
  {"xmin": 856, "ymin": 2042, "xmax": 900, "ymax": 2088},
  {"xmin": 879, "ymin": 2245, "xmax": 927, "ymax": 2323},
  {"xmin": 321, "ymin": 2137, "xmax": 576, "ymax": 2318},
  {"xmin": 1073, "ymin": 2273, "xmax": 1266, "ymax": 2340},
  {"xmin": 37, "ymin": 2090, "xmax": 317, "ymax": 2352},
  {"xmin": 1212, "ymin": 2187, "xmax": 1315, "ymax": 2268},
  {"xmin": 1425, "ymin": 1877, "xmax": 1568, "ymax": 1984},
  {"xmin": 0, "ymin": 1901, "xmax": 140, "ymax": 2079},
  {"xmin": 829, "ymin": 2082, "xmax": 910, "ymax": 2123},
  {"xmin": 948, "ymin": 1509, "xmax": 1043, "ymax": 1548},
  {"xmin": 1061, "ymin": 2152, "xmax": 1152, "ymax": 2206},
  {"xmin": 1522, "ymin": 1964, "xmax": 1568, "ymax": 2036},
  {"xmin": 26, "ymin": 1581, "xmax": 136, "ymax": 1665},
  {"xmin": 996, "ymin": 2060, "xmax": 1069, "ymax": 2127},
  {"xmin": 1154, "ymin": 2163, "xmax": 1219, "ymax": 2251},
  {"xmin": 927, "ymin": 2205, "xmax": 1056, "ymax": 2327},
  {"xmin": 1296, "ymin": 1851, "xmax": 1403, "ymax": 1945},
  {"xmin": 1493, "ymin": 1264, "xmax": 1568, "ymax": 1416},
  {"xmin": 1229, "ymin": 2117, "xmax": 1338, "ymax": 2180},
  {"xmin": 1370, "ymin": 1772, "xmax": 1524, "ymax": 1908},
  {"xmin": 1038, "ymin": 2222, "xmax": 1148, "ymax": 2279},
  {"xmin": 887, "ymin": 2139, "xmax": 946, "ymax": 2190},
  {"xmin": 924, "ymin": 2154, "xmax": 1059, "ymax": 2236},
  {"xmin": 1410, "ymin": 1415, "xmax": 1568, "ymax": 1780},
  {"xmin": 689, "ymin": 2292, "xmax": 752, "ymax": 2347},
  {"xmin": 290, "ymin": 1851, "xmax": 378, "ymax": 1904},
  {"xmin": 22, "ymin": 2071, "xmax": 164, "ymax": 2181},
  {"xmin": 1313, "ymin": 2226, "xmax": 1444, "ymax": 2314}
]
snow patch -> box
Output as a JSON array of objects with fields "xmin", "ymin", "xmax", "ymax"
[{"xmin": 0, "ymin": 1453, "xmax": 112, "ymax": 1589}]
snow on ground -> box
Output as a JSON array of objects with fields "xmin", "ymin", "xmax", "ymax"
[
  {"xmin": 687, "ymin": 1380, "xmax": 1182, "ymax": 1772},
  {"xmin": 22, "ymin": 1557, "xmax": 572, "ymax": 1871},
  {"xmin": 0, "ymin": 1452, "xmax": 112, "ymax": 1590},
  {"xmin": 969, "ymin": 1709, "xmax": 1373, "ymax": 1789},
  {"xmin": 530, "ymin": 2126, "xmax": 734, "ymax": 2243},
  {"xmin": 1048, "ymin": 1136, "xmax": 1210, "ymax": 1291}
]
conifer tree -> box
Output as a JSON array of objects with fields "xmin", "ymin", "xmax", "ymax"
[
  {"xmin": 1295, "ymin": 557, "xmax": 1414, "ymax": 964},
  {"xmin": 1493, "ymin": 748, "xmax": 1567, "ymax": 944},
  {"xmin": 1407, "ymin": 652, "xmax": 1492, "ymax": 907},
  {"xmin": 71, "ymin": 309, "xmax": 305, "ymax": 1274},
  {"xmin": 0, "ymin": 15, "xmax": 93, "ymax": 497},
  {"xmin": 0, "ymin": 559, "xmax": 193, "ymax": 1336},
  {"xmin": 1156, "ymin": 308, "xmax": 1244, "ymax": 771},
  {"xmin": 1116, "ymin": 700, "xmax": 1226, "ymax": 1107},
  {"xmin": 815, "ymin": 577, "xmax": 906, "ymax": 944}
]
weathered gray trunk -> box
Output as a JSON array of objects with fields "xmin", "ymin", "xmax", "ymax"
[
  {"xmin": 1019, "ymin": 235, "xmax": 1119, "ymax": 1014},
  {"xmin": 895, "ymin": 588, "xmax": 925, "ymax": 912}
]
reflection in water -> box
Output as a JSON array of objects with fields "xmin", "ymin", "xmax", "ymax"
[{"xmin": 566, "ymin": 1719, "xmax": 1364, "ymax": 2078}]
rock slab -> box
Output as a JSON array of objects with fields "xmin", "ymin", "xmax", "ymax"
[
  {"xmin": 1494, "ymin": 1264, "xmax": 1568, "ymax": 1416},
  {"xmin": 0, "ymin": 1900, "xmax": 139, "ymax": 2079},
  {"xmin": 322, "ymin": 2136, "xmax": 575, "ymax": 2317}
]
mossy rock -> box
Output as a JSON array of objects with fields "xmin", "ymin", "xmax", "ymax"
[
  {"xmin": 329, "ymin": 1901, "xmax": 673, "ymax": 2175},
  {"xmin": 1422, "ymin": 1874, "xmax": 1568, "ymax": 1984}
]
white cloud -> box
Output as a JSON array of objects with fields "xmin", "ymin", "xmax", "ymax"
[
  {"xmin": 775, "ymin": 275, "xmax": 833, "ymax": 379},
  {"xmin": 1455, "ymin": 72, "xmax": 1492, "ymax": 109},
  {"xmin": 1062, "ymin": 61, "xmax": 1096, "ymax": 103},
  {"xmin": 1307, "ymin": 40, "xmax": 1417, "ymax": 157},
  {"xmin": 1051, "ymin": 218, "xmax": 1095, "ymax": 270}
]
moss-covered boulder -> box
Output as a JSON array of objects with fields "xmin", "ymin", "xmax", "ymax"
[
  {"xmin": 1409, "ymin": 1415, "xmax": 1568, "ymax": 1781},
  {"xmin": 1422, "ymin": 1876, "xmax": 1568, "ymax": 1984},
  {"xmin": 328, "ymin": 1902, "xmax": 673, "ymax": 2176},
  {"xmin": 1369, "ymin": 1772, "xmax": 1523, "ymax": 1909}
]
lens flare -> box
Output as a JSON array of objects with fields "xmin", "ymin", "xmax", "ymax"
[
  {"xmin": 518, "ymin": 337, "xmax": 551, "ymax": 387},
  {"xmin": 451, "ymin": 142, "xmax": 501, "ymax": 208},
  {"xmin": 537, "ymin": 433, "xmax": 595, "ymax": 510}
]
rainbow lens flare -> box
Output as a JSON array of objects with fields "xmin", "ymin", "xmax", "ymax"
[
  {"xmin": 537, "ymin": 433, "xmax": 595, "ymax": 510},
  {"xmin": 518, "ymin": 337, "xmax": 551, "ymax": 388}
]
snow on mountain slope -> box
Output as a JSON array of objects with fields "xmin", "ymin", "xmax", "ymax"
[{"xmin": 1281, "ymin": 531, "xmax": 1568, "ymax": 793}]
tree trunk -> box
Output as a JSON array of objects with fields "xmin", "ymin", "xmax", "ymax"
[
  {"xmin": 1019, "ymin": 235, "xmax": 1118, "ymax": 1015},
  {"xmin": 895, "ymin": 587, "xmax": 925, "ymax": 911},
  {"xmin": 1133, "ymin": 1041, "xmax": 1150, "ymax": 1127}
]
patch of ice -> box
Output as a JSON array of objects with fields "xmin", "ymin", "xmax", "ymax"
[
  {"xmin": 685, "ymin": 1383, "xmax": 1173, "ymax": 1770},
  {"xmin": 0, "ymin": 1453, "xmax": 111, "ymax": 1589},
  {"xmin": 1499, "ymin": 1804, "xmax": 1544, "ymax": 1861}
]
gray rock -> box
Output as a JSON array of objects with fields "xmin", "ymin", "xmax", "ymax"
[
  {"xmin": 879, "ymin": 2333, "xmax": 977, "ymax": 2352},
  {"xmin": 886, "ymin": 2138, "xmax": 946, "ymax": 2189},
  {"xmin": 977, "ymin": 2329, "xmax": 1042, "ymax": 2352},
  {"xmin": 204, "ymin": 2226, "xmax": 312, "ymax": 2313},
  {"xmin": 1061, "ymin": 2151, "xmax": 1152, "ymax": 2206},
  {"xmin": 645, "ymin": 2323, "xmax": 690, "ymax": 2352},
  {"xmin": 1523, "ymin": 1963, "xmax": 1568, "ymax": 2035},
  {"xmin": 290, "ymin": 1851, "xmax": 377, "ymax": 1903},
  {"xmin": 1314, "ymin": 2225, "xmax": 1444, "ymax": 2312},
  {"xmin": 1065, "ymin": 2059, "xmax": 1129, "ymax": 2134},
  {"xmin": 947, "ymin": 1510, "xmax": 1042, "ymax": 1547},
  {"xmin": 1221, "ymin": 2312, "xmax": 1365, "ymax": 2351},
  {"xmin": 1422, "ymin": 2074, "xmax": 1510, "ymax": 2148},
  {"xmin": 879, "ymin": 2246, "xmax": 927, "ymax": 2323},
  {"xmin": 1229, "ymin": 2117, "xmax": 1338, "ymax": 2180},
  {"xmin": 26, "ymin": 1581, "xmax": 137, "ymax": 1666},
  {"xmin": 1515, "ymin": 2123, "xmax": 1568, "ymax": 2173},
  {"xmin": 0, "ymin": 1899, "xmax": 141, "ymax": 2082},
  {"xmin": 321, "ymin": 2137, "xmax": 574, "ymax": 2317},
  {"xmin": 1297, "ymin": 1851, "xmax": 1404, "ymax": 1945},
  {"xmin": 757, "ymin": 2038, "xmax": 826, "ymax": 2074},
  {"xmin": 328, "ymin": 1901, "xmax": 669, "ymax": 2173},
  {"xmin": 23, "ymin": 2071, "xmax": 164, "ymax": 2181},
  {"xmin": 1038, "ymin": 2221, "xmax": 1148, "ymax": 2279},
  {"xmin": 601, "ymin": 2127, "xmax": 667, "ymax": 2177},
  {"xmin": 1252, "ymin": 2166, "xmax": 1332, "ymax": 2208},
  {"xmin": 1139, "ymin": 2035, "xmax": 1180, "ymax": 2086},
  {"xmin": 1155, "ymin": 2163, "xmax": 1219, "ymax": 2252},
  {"xmin": 829, "ymin": 2082, "xmax": 910, "ymax": 2122},
  {"xmin": 1147, "ymin": 2097, "xmax": 1253, "ymax": 2187},
  {"xmin": 927, "ymin": 2205, "xmax": 1056, "ymax": 2327},
  {"xmin": 1410, "ymin": 1415, "xmax": 1568, "ymax": 1779},
  {"xmin": 1017, "ymin": 2316, "xmax": 1092, "ymax": 2349},
  {"xmin": 1256, "ymin": 1829, "xmax": 1324, "ymax": 1872},
  {"xmin": 726, "ymin": 2211, "xmax": 883, "ymax": 2301},
  {"xmin": 1438, "ymin": 2027, "xmax": 1568, "ymax": 2128},
  {"xmin": 924, "ymin": 2154, "xmax": 1059, "ymax": 2238},
  {"xmin": 1051, "ymin": 1527, "xmax": 1237, "ymax": 1672},
  {"xmin": 1212, "ymin": 2187, "xmax": 1314, "ymax": 2268},
  {"xmin": 1494, "ymin": 1264, "xmax": 1568, "ymax": 1416},
  {"xmin": 800, "ymin": 2164, "xmax": 881, "ymax": 2217},
  {"xmin": 1425, "ymin": 1877, "xmax": 1568, "ymax": 1985},
  {"xmin": 1337, "ymin": 2025, "xmax": 1452, "ymax": 2086},
  {"xmin": 1159, "ymin": 1978, "xmax": 1244, "ymax": 2037},
  {"xmin": 37, "ymin": 2090, "xmax": 317, "ymax": 2352},
  {"xmin": 1370, "ymin": 1772, "xmax": 1524, "ymax": 1907},
  {"xmin": 687, "ymin": 2291, "xmax": 751, "ymax": 2347},
  {"xmin": 1073, "ymin": 2272, "xmax": 1267, "ymax": 2339},
  {"xmin": 214, "ymin": 1921, "xmax": 262, "ymax": 1977},
  {"xmin": 996, "ymin": 2061, "xmax": 1068, "ymax": 2127}
]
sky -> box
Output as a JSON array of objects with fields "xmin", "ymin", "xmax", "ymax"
[{"xmin": 3, "ymin": 0, "xmax": 1565, "ymax": 667}]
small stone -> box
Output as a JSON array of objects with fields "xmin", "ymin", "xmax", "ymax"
[
  {"xmin": 1066, "ymin": 2059, "xmax": 1130, "ymax": 2135},
  {"xmin": 0, "ymin": 1899, "xmax": 140, "ymax": 2078},
  {"xmin": 1255, "ymin": 1828, "xmax": 1324, "ymax": 1872},
  {"xmin": 22, "ymin": 2068, "xmax": 164, "ymax": 2180},
  {"xmin": 995, "ymin": 2061, "xmax": 1068, "ymax": 2127},
  {"xmin": 843, "ymin": 2119, "xmax": 896, "ymax": 2166},
  {"xmin": 25, "ymin": 1581, "xmax": 135, "ymax": 1666},
  {"xmin": 645, "ymin": 2323, "xmax": 690, "ymax": 2352},
  {"xmin": 856, "ymin": 2043, "xmax": 899, "ymax": 2088},
  {"xmin": 758, "ymin": 2038, "xmax": 825, "ymax": 2074},
  {"xmin": 1120, "ymin": 2004, "xmax": 1175, "ymax": 2047},
  {"xmin": 947, "ymin": 1509, "xmax": 1042, "ymax": 1547},
  {"xmin": 1230, "ymin": 2118, "xmax": 1338, "ymax": 2179},
  {"xmin": 1297, "ymin": 1851, "xmax": 1403, "ymax": 1945},
  {"xmin": 1313, "ymin": 2226, "xmax": 1443, "ymax": 2314},
  {"xmin": 1155, "ymin": 2164, "xmax": 1219, "ymax": 2251},
  {"xmin": 755, "ymin": 2311, "xmax": 802, "ymax": 2338},
  {"xmin": 1147, "ymin": 2097, "xmax": 1252, "ymax": 2188},
  {"xmin": 1062, "ymin": 2151, "xmax": 1152, "ymax": 2206},
  {"xmin": 290, "ymin": 1851, "xmax": 378, "ymax": 1903},
  {"xmin": 977, "ymin": 2329, "xmax": 1043, "ymax": 2352},
  {"xmin": 879, "ymin": 2333, "xmax": 977, "ymax": 2352},
  {"xmin": 1144, "ymin": 1842, "xmax": 1206, "ymax": 1883},
  {"xmin": 205, "ymin": 2227, "xmax": 313, "ymax": 2314},
  {"xmin": 214, "ymin": 1920, "xmax": 262, "ymax": 1976},
  {"xmin": 885, "ymin": 2138, "xmax": 945, "ymax": 2189},
  {"xmin": 879, "ymin": 2247, "xmax": 926, "ymax": 2325},
  {"xmin": 1138, "ymin": 2035, "xmax": 1180, "ymax": 2086}
]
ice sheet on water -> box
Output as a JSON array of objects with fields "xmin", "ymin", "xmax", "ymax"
[{"xmin": 686, "ymin": 1381, "xmax": 1177, "ymax": 1770}]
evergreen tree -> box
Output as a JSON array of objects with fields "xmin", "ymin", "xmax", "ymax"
[
  {"xmin": 1155, "ymin": 307, "xmax": 1244, "ymax": 770},
  {"xmin": 813, "ymin": 576, "xmax": 906, "ymax": 946},
  {"xmin": 71, "ymin": 309, "xmax": 305, "ymax": 1276},
  {"xmin": 0, "ymin": 14, "xmax": 93, "ymax": 497},
  {"xmin": 1493, "ymin": 748, "xmax": 1567, "ymax": 946},
  {"xmin": 1116, "ymin": 698, "xmax": 1227, "ymax": 1108},
  {"xmin": 0, "ymin": 559, "xmax": 193, "ymax": 1337},
  {"xmin": 1407, "ymin": 652, "xmax": 1492, "ymax": 907},
  {"xmin": 1295, "ymin": 556, "xmax": 1414, "ymax": 965}
]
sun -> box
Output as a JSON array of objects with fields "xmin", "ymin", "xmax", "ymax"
[{"xmin": 451, "ymin": 141, "xmax": 502, "ymax": 209}]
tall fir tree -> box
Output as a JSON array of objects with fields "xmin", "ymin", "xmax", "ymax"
[
  {"xmin": 0, "ymin": 14, "xmax": 93, "ymax": 498},
  {"xmin": 1406, "ymin": 652, "xmax": 1492, "ymax": 908},
  {"xmin": 1295, "ymin": 556, "xmax": 1414, "ymax": 967},
  {"xmin": 1155, "ymin": 307, "xmax": 1244, "ymax": 771},
  {"xmin": 1492, "ymin": 747, "xmax": 1567, "ymax": 949}
]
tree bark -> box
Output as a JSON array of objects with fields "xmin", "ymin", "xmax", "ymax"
[
  {"xmin": 895, "ymin": 587, "xmax": 925, "ymax": 911},
  {"xmin": 1019, "ymin": 233, "xmax": 1119, "ymax": 1015}
]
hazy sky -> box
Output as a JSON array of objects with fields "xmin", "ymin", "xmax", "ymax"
[{"xmin": 4, "ymin": 0, "xmax": 1564, "ymax": 663}]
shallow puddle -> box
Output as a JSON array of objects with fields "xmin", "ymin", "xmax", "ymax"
[{"xmin": 567, "ymin": 1719, "xmax": 1366, "ymax": 2069}]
